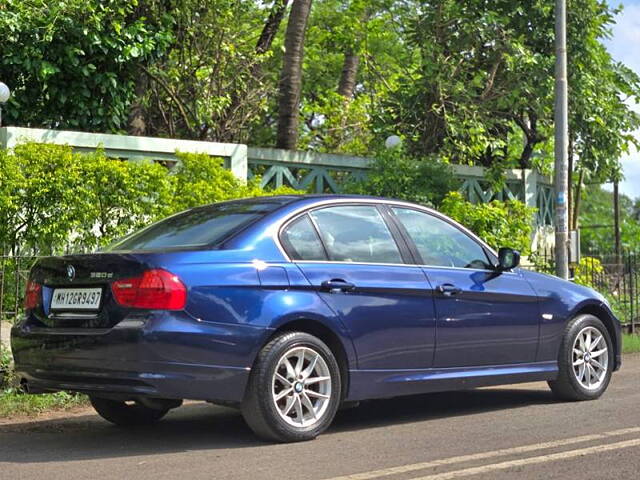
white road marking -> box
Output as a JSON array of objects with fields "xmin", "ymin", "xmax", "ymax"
[
  {"xmin": 326, "ymin": 427, "xmax": 640, "ymax": 480},
  {"xmin": 408, "ymin": 437, "xmax": 640, "ymax": 480}
]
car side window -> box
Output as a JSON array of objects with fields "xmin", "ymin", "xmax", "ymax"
[
  {"xmin": 392, "ymin": 207, "xmax": 493, "ymax": 270},
  {"xmin": 308, "ymin": 205, "xmax": 403, "ymax": 264},
  {"xmin": 280, "ymin": 215, "xmax": 327, "ymax": 261}
]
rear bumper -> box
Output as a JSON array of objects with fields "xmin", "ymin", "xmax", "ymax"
[
  {"xmin": 16, "ymin": 364, "xmax": 249, "ymax": 402},
  {"xmin": 11, "ymin": 312, "xmax": 270, "ymax": 403}
]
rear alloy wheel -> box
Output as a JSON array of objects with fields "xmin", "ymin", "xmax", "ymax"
[
  {"xmin": 242, "ymin": 332, "xmax": 341, "ymax": 442},
  {"xmin": 90, "ymin": 397, "xmax": 170, "ymax": 426},
  {"xmin": 548, "ymin": 314, "xmax": 613, "ymax": 401}
]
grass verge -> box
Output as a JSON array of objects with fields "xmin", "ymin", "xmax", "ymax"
[
  {"xmin": 1, "ymin": 344, "xmax": 88, "ymax": 419},
  {"xmin": 622, "ymin": 333, "xmax": 640, "ymax": 354},
  {"xmin": 0, "ymin": 389, "xmax": 88, "ymax": 418}
]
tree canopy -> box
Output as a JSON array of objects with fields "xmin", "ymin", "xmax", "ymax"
[{"xmin": 1, "ymin": 0, "xmax": 638, "ymax": 188}]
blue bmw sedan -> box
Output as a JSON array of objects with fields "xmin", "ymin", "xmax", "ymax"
[{"xmin": 12, "ymin": 195, "xmax": 621, "ymax": 442}]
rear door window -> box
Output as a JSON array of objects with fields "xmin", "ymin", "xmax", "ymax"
[
  {"xmin": 308, "ymin": 205, "xmax": 403, "ymax": 264},
  {"xmin": 280, "ymin": 215, "xmax": 327, "ymax": 261}
]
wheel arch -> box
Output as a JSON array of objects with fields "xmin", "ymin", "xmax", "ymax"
[
  {"xmin": 258, "ymin": 318, "xmax": 353, "ymax": 401},
  {"xmin": 572, "ymin": 302, "xmax": 622, "ymax": 371}
]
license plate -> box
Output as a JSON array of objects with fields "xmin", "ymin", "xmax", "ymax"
[{"xmin": 50, "ymin": 288, "xmax": 102, "ymax": 311}]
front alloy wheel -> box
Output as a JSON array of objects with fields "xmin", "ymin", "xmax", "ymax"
[
  {"xmin": 242, "ymin": 332, "xmax": 341, "ymax": 442},
  {"xmin": 571, "ymin": 326, "xmax": 609, "ymax": 391},
  {"xmin": 549, "ymin": 314, "xmax": 613, "ymax": 401}
]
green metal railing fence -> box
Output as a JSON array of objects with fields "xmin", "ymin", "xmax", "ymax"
[{"xmin": 1, "ymin": 127, "xmax": 555, "ymax": 226}]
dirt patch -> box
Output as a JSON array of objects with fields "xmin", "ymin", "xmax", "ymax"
[{"xmin": 0, "ymin": 404, "xmax": 95, "ymax": 429}]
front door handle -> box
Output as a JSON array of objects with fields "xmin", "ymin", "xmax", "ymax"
[
  {"xmin": 436, "ymin": 284, "xmax": 462, "ymax": 296},
  {"xmin": 320, "ymin": 279, "xmax": 356, "ymax": 293}
]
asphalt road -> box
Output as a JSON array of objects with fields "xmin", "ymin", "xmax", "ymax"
[{"xmin": 2, "ymin": 355, "xmax": 639, "ymax": 480}]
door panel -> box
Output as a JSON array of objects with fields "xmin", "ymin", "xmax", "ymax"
[
  {"xmin": 297, "ymin": 263, "xmax": 436, "ymax": 370},
  {"xmin": 425, "ymin": 268, "xmax": 540, "ymax": 367},
  {"xmin": 282, "ymin": 204, "xmax": 436, "ymax": 370},
  {"xmin": 388, "ymin": 206, "xmax": 541, "ymax": 368}
]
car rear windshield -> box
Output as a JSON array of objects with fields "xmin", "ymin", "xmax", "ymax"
[{"xmin": 105, "ymin": 200, "xmax": 286, "ymax": 251}]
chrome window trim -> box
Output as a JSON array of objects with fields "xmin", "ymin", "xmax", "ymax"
[
  {"xmin": 274, "ymin": 198, "xmax": 510, "ymax": 273},
  {"xmin": 291, "ymin": 259, "xmax": 519, "ymax": 275}
]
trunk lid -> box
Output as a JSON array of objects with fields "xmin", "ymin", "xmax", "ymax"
[{"xmin": 28, "ymin": 253, "xmax": 149, "ymax": 329}]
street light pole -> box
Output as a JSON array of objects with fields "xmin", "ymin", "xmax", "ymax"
[{"xmin": 554, "ymin": 0, "xmax": 570, "ymax": 280}]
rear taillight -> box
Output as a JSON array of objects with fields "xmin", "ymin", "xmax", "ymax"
[
  {"xmin": 24, "ymin": 280, "xmax": 42, "ymax": 310},
  {"xmin": 111, "ymin": 269, "xmax": 187, "ymax": 310}
]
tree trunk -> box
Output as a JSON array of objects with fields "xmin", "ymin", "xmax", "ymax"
[
  {"xmin": 126, "ymin": 1, "xmax": 153, "ymax": 136},
  {"xmin": 520, "ymin": 140, "xmax": 534, "ymax": 169},
  {"xmin": 128, "ymin": 74, "xmax": 148, "ymax": 136},
  {"xmin": 276, "ymin": 0, "xmax": 314, "ymax": 150},
  {"xmin": 338, "ymin": 51, "xmax": 360, "ymax": 99},
  {"xmin": 218, "ymin": 0, "xmax": 288, "ymax": 141},
  {"xmin": 256, "ymin": 0, "xmax": 288, "ymax": 55}
]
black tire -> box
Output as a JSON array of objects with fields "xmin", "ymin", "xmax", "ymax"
[
  {"xmin": 548, "ymin": 314, "xmax": 614, "ymax": 401},
  {"xmin": 90, "ymin": 397, "xmax": 169, "ymax": 426},
  {"xmin": 241, "ymin": 331, "xmax": 342, "ymax": 443}
]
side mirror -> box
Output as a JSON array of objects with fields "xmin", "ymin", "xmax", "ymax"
[{"xmin": 497, "ymin": 248, "xmax": 520, "ymax": 271}]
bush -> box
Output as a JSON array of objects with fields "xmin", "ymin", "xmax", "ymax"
[
  {"xmin": 440, "ymin": 191, "xmax": 536, "ymax": 255},
  {"xmin": 344, "ymin": 147, "xmax": 458, "ymax": 207},
  {"xmin": 0, "ymin": 143, "xmax": 298, "ymax": 253},
  {"xmin": 167, "ymin": 152, "xmax": 296, "ymax": 213},
  {"xmin": 573, "ymin": 257, "xmax": 604, "ymax": 288},
  {"xmin": 76, "ymin": 151, "xmax": 173, "ymax": 250},
  {"xmin": 0, "ymin": 143, "xmax": 85, "ymax": 253},
  {"xmin": 1, "ymin": 344, "xmax": 14, "ymax": 389}
]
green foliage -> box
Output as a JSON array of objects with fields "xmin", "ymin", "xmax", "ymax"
[
  {"xmin": 343, "ymin": 147, "xmax": 458, "ymax": 207},
  {"xmin": 1, "ymin": 344, "xmax": 88, "ymax": 418},
  {"xmin": 139, "ymin": 0, "xmax": 276, "ymax": 141},
  {"xmin": 168, "ymin": 152, "xmax": 297, "ymax": 213},
  {"xmin": 0, "ymin": 143, "xmax": 298, "ymax": 253},
  {"xmin": 623, "ymin": 334, "xmax": 640, "ymax": 354},
  {"xmin": 1, "ymin": 0, "xmax": 637, "ymax": 193},
  {"xmin": 0, "ymin": 0, "xmax": 170, "ymax": 131},
  {"xmin": 294, "ymin": 0, "xmax": 411, "ymax": 154},
  {"xmin": 1, "ymin": 344, "xmax": 16, "ymax": 391},
  {"xmin": 440, "ymin": 192, "xmax": 536, "ymax": 255},
  {"xmin": 573, "ymin": 256, "xmax": 604, "ymax": 288},
  {"xmin": 0, "ymin": 389, "xmax": 88, "ymax": 418},
  {"xmin": 75, "ymin": 153, "xmax": 173, "ymax": 250},
  {"xmin": 579, "ymin": 187, "xmax": 640, "ymax": 253},
  {"xmin": 0, "ymin": 143, "xmax": 84, "ymax": 253},
  {"xmin": 0, "ymin": 345, "xmax": 11, "ymax": 375}
]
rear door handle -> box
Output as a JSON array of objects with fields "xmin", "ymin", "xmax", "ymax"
[
  {"xmin": 320, "ymin": 279, "xmax": 356, "ymax": 293},
  {"xmin": 436, "ymin": 284, "xmax": 462, "ymax": 296}
]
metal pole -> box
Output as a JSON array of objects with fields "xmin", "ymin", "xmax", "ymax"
[
  {"xmin": 614, "ymin": 180, "xmax": 622, "ymax": 265},
  {"xmin": 554, "ymin": 0, "xmax": 570, "ymax": 279}
]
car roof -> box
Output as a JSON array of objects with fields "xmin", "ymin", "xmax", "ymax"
[
  {"xmin": 239, "ymin": 193, "xmax": 400, "ymax": 205},
  {"xmin": 202, "ymin": 194, "xmax": 406, "ymax": 213}
]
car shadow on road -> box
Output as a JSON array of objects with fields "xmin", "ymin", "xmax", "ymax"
[
  {"xmin": 0, "ymin": 386, "xmax": 556, "ymax": 463},
  {"xmin": 331, "ymin": 386, "xmax": 556, "ymax": 433}
]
